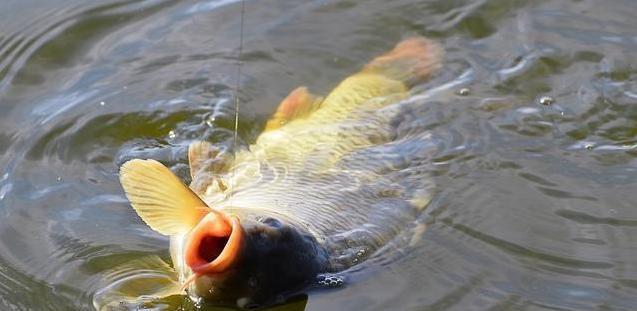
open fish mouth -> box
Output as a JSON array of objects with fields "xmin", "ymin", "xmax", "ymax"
[
  {"xmin": 113, "ymin": 35, "xmax": 443, "ymax": 307},
  {"xmin": 185, "ymin": 210, "xmax": 244, "ymax": 275}
]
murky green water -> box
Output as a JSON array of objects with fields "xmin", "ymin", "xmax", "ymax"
[{"xmin": 1, "ymin": 0, "xmax": 637, "ymax": 310}]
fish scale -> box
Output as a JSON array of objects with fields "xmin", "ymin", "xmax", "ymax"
[
  {"xmin": 211, "ymin": 99, "xmax": 430, "ymax": 247},
  {"xmin": 116, "ymin": 36, "xmax": 443, "ymax": 305}
]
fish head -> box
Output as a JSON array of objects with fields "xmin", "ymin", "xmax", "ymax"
[
  {"xmin": 179, "ymin": 209, "xmax": 328, "ymax": 305},
  {"xmin": 119, "ymin": 159, "xmax": 329, "ymax": 306}
]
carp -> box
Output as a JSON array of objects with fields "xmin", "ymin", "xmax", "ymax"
[{"xmin": 110, "ymin": 36, "xmax": 442, "ymax": 308}]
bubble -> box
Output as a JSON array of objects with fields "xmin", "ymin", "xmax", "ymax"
[
  {"xmin": 585, "ymin": 144, "xmax": 595, "ymax": 150},
  {"xmin": 99, "ymin": 101, "xmax": 105, "ymax": 106},
  {"xmin": 206, "ymin": 116, "xmax": 216, "ymax": 127},
  {"xmin": 539, "ymin": 96, "xmax": 554, "ymax": 106},
  {"xmin": 168, "ymin": 130, "xmax": 176, "ymax": 139},
  {"xmin": 457, "ymin": 88, "xmax": 470, "ymax": 96}
]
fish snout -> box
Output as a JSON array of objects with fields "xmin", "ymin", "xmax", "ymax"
[{"xmin": 184, "ymin": 209, "xmax": 244, "ymax": 274}]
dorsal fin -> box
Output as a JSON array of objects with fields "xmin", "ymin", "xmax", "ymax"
[
  {"xmin": 119, "ymin": 159, "xmax": 210, "ymax": 235},
  {"xmin": 265, "ymin": 86, "xmax": 323, "ymax": 131}
]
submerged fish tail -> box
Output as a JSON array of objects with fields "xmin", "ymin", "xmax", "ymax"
[
  {"xmin": 316, "ymin": 37, "xmax": 443, "ymax": 120},
  {"xmin": 362, "ymin": 36, "xmax": 443, "ymax": 87}
]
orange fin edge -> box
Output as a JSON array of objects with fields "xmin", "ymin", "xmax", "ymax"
[
  {"xmin": 362, "ymin": 37, "xmax": 443, "ymax": 87},
  {"xmin": 265, "ymin": 86, "xmax": 323, "ymax": 131}
]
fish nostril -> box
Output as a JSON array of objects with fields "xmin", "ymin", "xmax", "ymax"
[{"xmin": 260, "ymin": 217, "xmax": 282, "ymax": 228}]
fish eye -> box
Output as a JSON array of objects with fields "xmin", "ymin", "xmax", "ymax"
[{"xmin": 259, "ymin": 217, "xmax": 282, "ymax": 228}]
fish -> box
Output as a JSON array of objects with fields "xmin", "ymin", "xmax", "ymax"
[{"xmin": 108, "ymin": 36, "xmax": 443, "ymax": 309}]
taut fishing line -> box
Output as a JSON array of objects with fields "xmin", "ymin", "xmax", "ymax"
[{"xmin": 231, "ymin": 0, "xmax": 246, "ymax": 201}]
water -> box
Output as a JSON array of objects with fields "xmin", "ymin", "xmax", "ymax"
[{"xmin": 1, "ymin": 0, "xmax": 637, "ymax": 310}]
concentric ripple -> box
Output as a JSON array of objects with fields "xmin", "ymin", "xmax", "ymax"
[{"xmin": 1, "ymin": 0, "xmax": 637, "ymax": 310}]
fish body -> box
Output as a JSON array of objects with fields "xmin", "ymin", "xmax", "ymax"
[{"xmin": 116, "ymin": 37, "xmax": 443, "ymax": 308}]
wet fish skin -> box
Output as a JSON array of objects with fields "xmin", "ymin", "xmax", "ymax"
[
  {"xmin": 190, "ymin": 218, "xmax": 329, "ymax": 304},
  {"xmin": 115, "ymin": 36, "xmax": 443, "ymax": 308}
]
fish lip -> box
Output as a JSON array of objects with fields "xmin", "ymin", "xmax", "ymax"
[{"xmin": 184, "ymin": 210, "xmax": 244, "ymax": 275}]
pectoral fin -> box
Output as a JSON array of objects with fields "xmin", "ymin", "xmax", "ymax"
[
  {"xmin": 188, "ymin": 141, "xmax": 231, "ymax": 194},
  {"xmin": 119, "ymin": 159, "xmax": 210, "ymax": 235},
  {"xmin": 265, "ymin": 86, "xmax": 323, "ymax": 131},
  {"xmin": 93, "ymin": 255, "xmax": 183, "ymax": 310},
  {"xmin": 188, "ymin": 141, "xmax": 231, "ymax": 178},
  {"xmin": 189, "ymin": 141, "xmax": 216, "ymax": 179}
]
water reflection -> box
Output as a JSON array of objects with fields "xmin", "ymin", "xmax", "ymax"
[{"xmin": 0, "ymin": 0, "xmax": 637, "ymax": 310}]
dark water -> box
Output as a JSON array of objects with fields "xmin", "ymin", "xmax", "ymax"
[{"xmin": 1, "ymin": 0, "xmax": 637, "ymax": 310}]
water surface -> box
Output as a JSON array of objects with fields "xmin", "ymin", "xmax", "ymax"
[{"xmin": 1, "ymin": 0, "xmax": 637, "ymax": 310}]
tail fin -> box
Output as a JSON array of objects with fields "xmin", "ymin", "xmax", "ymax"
[
  {"xmin": 362, "ymin": 37, "xmax": 443, "ymax": 87},
  {"xmin": 260, "ymin": 37, "xmax": 443, "ymax": 129}
]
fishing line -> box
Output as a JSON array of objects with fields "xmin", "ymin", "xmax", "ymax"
[{"xmin": 231, "ymin": 0, "xmax": 246, "ymax": 199}]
